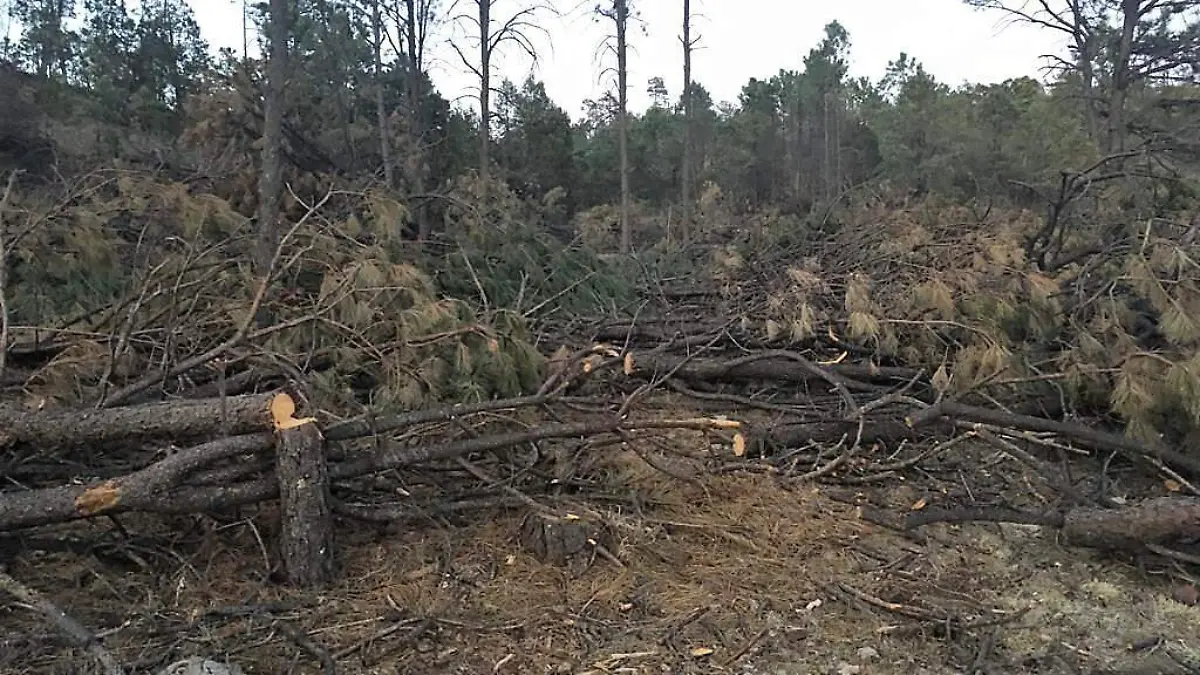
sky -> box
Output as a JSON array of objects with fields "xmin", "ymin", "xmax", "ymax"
[{"xmin": 193, "ymin": 0, "xmax": 1068, "ymax": 120}]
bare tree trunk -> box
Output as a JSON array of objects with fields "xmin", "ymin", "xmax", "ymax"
[
  {"xmin": 679, "ymin": 0, "xmax": 693, "ymax": 243},
  {"xmin": 833, "ymin": 90, "xmax": 842, "ymax": 192},
  {"xmin": 275, "ymin": 416, "xmax": 335, "ymax": 588},
  {"xmin": 1069, "ymin": 0, "xmax": 1100, "ymax": 144},
  {"xmin": 254, "ymin": 0, "xmax": 289, "ymax": 278},
  {"xmin": 1106, "ymin": 0, "xmax": 1138, "ymax": 153},
  {"xmin": 478, "ymin": 0, "xmax": 491, "ymax": 181},
  {"xmin": 242, "ymin": 0, "xmax": 249, "ymax": 60},
  {"xmin": 452, "ymin": 0, "xmax": 550, "ymax": 189},
  {"xmin": 1078, "ymin": 40, "xmax": 1098, "ymax": 141},
  {"xmin": 616, "ymin": 0, "xmax": 630, "ymax": 253},
  {"xmin": 822, "ymin": 90, "xmax": 832, "ymax": 200},
  {"xmin": 372, "ymin": 0, "xmax": 394, "ymax": 188},
  {"xmin": 403, "ymin": 0, "xmax": 430, "ymax": 239},
  {"xmin": 791, "ymin": 94, "xmax": 801, "ymax": 199},
  {"xmin": 801, "ymin": 112, "xmax": 812, "ymax": 200}
]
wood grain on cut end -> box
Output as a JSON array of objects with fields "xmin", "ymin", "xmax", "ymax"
[
  {"xmin": 74, "ymin": 481, "xmax": 122, "ymax": 515},
  {"xmin": 270, "ymin": 392, "xmax": 316, "ymax": 430}
]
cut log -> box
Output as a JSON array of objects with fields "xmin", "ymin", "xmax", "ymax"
[
  {"xmin": 905, "ymin": 497, "xmax": 1200, "ymax": 554},
  {"xmin": 1060, "ymin": 496, "xmax": 1200, "ymax": 551},
  {"xmin": 626, "ymin": 351, "xmax": 917, "ymax": 390},
  {"xmin": 908, "ymin": 399, "xmax": 1200, "ymax": 477},
  {"xmin": 0, "ymin": 391, "xmax": 280, "ymax": 450},
  {"xmin": 271, "ymin": 393, "xmax": 334, "ymax": 588},
  {"xmin": 0, "ymin": 414, "xmax": 744, "ymax": 530},
  {"xmin": 0, "ymin": 433, "xmax": 274, "ymax": 531},
  {"xmin": 751, "ymin": 418, "xmax": 944, "ymax": 454}
]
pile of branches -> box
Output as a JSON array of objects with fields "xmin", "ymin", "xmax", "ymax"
[
  {"xmin": 0, "ymin": 169, "xmax": 722, "ymax": 544},
  {"xmin": 0, "ymin": 358, "xmax": 738, "ymax": 532},
  {"xmin": 4, "ymin": 171, "xmax": 1200, "ymax": 672},
  {"xmin": 3, "ymin": 172, "xmax": 1193, "ymax": 562},
  {"xmin": 582, "ymin": 309, "xmax": 1200, "ymax": 551},
  {"xmin": 661, "ymin": 188, "xmax": 1200, "ymax": 464},
  {"xmin": 562, "ymin": 186, "xmax": 1200, "ymax": 563}
]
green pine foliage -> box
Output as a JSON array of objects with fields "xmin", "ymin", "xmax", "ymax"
[{"xmin": 3, "ymin": 0, "xmax": 1200, "ymax": 439}]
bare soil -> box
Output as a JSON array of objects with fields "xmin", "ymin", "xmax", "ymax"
[{"xmin": 3, "ymin": 398, "xmax": 1199, "ymax": 675}]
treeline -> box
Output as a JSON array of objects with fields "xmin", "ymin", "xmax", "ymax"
[{"xmin": 1, "ymin": 0, "xmax": 1198, "ymax": 244}]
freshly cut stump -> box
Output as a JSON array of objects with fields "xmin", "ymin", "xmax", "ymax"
[
  {"xmin": 518, "ymin": 510, "xmax": 617, "ymax": 575},
  {"xmin": 271, "ymin": 393, "xmax": 334, "ymax": 588}
]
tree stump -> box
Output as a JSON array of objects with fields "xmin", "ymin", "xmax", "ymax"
[
  {"xmin": 518, "ymin": 510, "xmax": 617, "ymax": 576},
  {"xmin": 271, "ymin": 393, "xmax": 335, "ymax": 587}
]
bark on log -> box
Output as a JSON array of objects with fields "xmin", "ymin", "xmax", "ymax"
[
  {"xmin": 0, "ymin": 392, "xmax": 279, "ymax": 450},
  {"xmin": 271, "ymin": 393, "xmax": 335, "ymax": 588},
  {"xmin": 324, "ymin": 394, "xmax": 548, "ymax": 441},
  {"xmin": 591, "ymin": 322, "xmax": 877, "ymax": 356},
  {"xmin": 0, "ymin": 413, "xmax": 742, "ymax": 530},
  {"xmin": 70, "ymin": 418, "xmax": 743, "ymax": 521},
  {"xmin": 905, "ymin": 497, "xmax": 1200, "ymax": 554},
  {"xmin": 908, "ymin": 399, "xmax": 1200, "ymax": 477},
  {"xmin": 1060, "ymin": 496, "xmax": 1200, "ymax": 551},
  {"xmin": 0, "ymin": 433, "xmax": 273, "ymax": 531},
  {"xmin": 752, "ymin": 418, "xmax": 944, "ymax": 453},
  {"xmin": 627, "ymin": 352, "xmax": 917, "ymax": 390}
]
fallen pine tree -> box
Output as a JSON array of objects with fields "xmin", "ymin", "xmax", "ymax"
[
  {"xmin": 7, "ymin": 377, "xmax": 1198, "ymax": 566},
  {"xmin": 9, "ymin": 317, "xmax": 1198, "ymax": 578},
  {"xmin": 904, "ymin": 496, "xmax": 1200, "ymax": 554},
  {"xmin": 0, "ymin": 389, "xmax": 744, "ymax": 532},
  {"xmin": 0, "ymin": 391, "xmax": 280, "ymax": 449},
  {"xmin": 603, "ymin": 347, "xmax": 1200, "ymax": 480}
]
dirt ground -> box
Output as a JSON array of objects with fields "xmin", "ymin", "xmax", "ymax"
[{"xmin": 3, "ymin": 397, "xmax": 1200, "ymax": 675}]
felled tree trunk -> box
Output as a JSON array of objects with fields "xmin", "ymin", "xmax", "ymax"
[
  {"xmin": 1060, "ymin": 496, "xmax": 1200, "ymax": 551},
  {"xmin": 0, "ymin": 433, "xmax": 274, "ymax": 531},
  {"xmin": 751, "ymin": 418, "xmax": 942, "ymax": 454},
  {"xmin": 906, "ymin": 496, "xmax": 1200, "ymax": 554},
  {"xmin": 627, "ymin": 351, "xmax": 917, "ymax": 389},
  {"xmin": 0, "ymin": 392, "xmax": 279, "ymax": 449}
]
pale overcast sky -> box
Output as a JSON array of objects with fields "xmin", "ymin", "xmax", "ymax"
[{"xmin": 193, "ymin": 0, "xmax": 1067, "ymax": 119}]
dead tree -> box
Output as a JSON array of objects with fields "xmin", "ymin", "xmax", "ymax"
[
  {"xmin": 679, "ymin": 0, "xmax": 698, "ymax": 242},
  {"xmin": 597, "ymin": 0, "xmax": 633, "ymax": 253},
  {"xmin": 378, "ymin": 0, "xmax": 440, "ymax": 239},
  {"xmin": 370, "ymin": 0, "xmax": 395, "ymax": 188},
  {"xmin": 402, "ymin": 0, "xmax": 437, "ymax": 238},
  {"xmin": 448, "ymin": 0, "xmax": 553, "ymax": 183}
]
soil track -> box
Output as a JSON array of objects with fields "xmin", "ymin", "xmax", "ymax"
[{"xmin": 2, "ymin": 397, "xmax": 1199, "ymax": 675}]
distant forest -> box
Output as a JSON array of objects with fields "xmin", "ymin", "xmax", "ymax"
[{"xmin": 3, "ymin": 0, "xmax": 1192, "ymax": 239}]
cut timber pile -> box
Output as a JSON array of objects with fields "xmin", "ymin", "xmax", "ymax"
[
  {"xmin": 0, "ymin": 361, "xmax": 745, "ymax": 565},
  {"xmin": 6, "ymin": 304, "xmax": 1200, "ymax": 675},
  {"xmin": 556, "ymin": 310, "xmax": 1200, "ymax": 558},
  {"xmin": 5, "ymin": 322, "xmax": 1200, "ymax": 675},
  {"xmin": 4, "ymin": 299, "xmax": 1200, "ymax": 588}
]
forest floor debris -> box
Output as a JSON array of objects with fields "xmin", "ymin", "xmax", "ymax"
[
  {"xmin": 3, "ymin": 394, "xmax": 1199, "ymax": 674},
  {"xmin": 4, "ymin": 177, "xmax": 1200, "ymax": 673}
]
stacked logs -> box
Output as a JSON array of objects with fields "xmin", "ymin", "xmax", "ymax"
[{"xmin": 0, "ymin": 391, "xmax": 332, "ymax": 586}]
